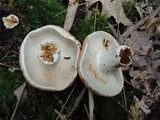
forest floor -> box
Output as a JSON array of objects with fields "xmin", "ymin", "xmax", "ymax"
[{"xmin": 0, "ymin": 0, "xmax": 160, "ymax": 120}]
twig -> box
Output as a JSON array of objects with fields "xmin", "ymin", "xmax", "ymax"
[
  {"xmin": 107, "ymin": 22, "xmax": 124, "ymax": 43},
  {"xmin": 111, "ymin": 97, "xmax": 130, "ymax": 114},
  {"xmin": 122, "ymin": 87, "xmax": 127, "ymax": 109},
  {"xmin": 0, "ymin": 62, "xmax": 14, "ymax": 68},
  {"xmin": 64, "ymin": 87, "xmax": 87, "ymax": 120},
  {"xmin": 88, "ymin": 91, "xmax": 94, "ymax": 120},
  {"xmin": 0, "ymin": 62, "xmax": 20, "ymax": 71},
  {"xmin": 55, "ymin": 83, "xmax": 77, "ymax": 120},
  {"xmin": 1, "ymin": 51, "xmax": 10, "ymax": 60},
  {"xmin": 122, "ymin": 6, "xmax": 160, "ymax": 38},
  {"xmin": 55, "ymin": 3, "xmax": 86, "ymax": 17}
]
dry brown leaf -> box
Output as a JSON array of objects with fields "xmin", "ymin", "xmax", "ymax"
[
  {"xmin": 130, "ymin": 67, "xmax": 151, "ymax": 80},
  {"xmin": 135, "ymin": 3, "xmax": 154, "ymax": 19},
  {"xmin": 122, "ymin": 30, "xmax": 160, "ymax": 108},
  {"xmin": 86, "ymin": 0, "xmax": 133, "ymax": 26},
  {"xmin": 130, "ymin": 105, "xmax": 139, "ymax": 120},
  {"xmin": 134, "ymin": 96, "xmax": 151, "ymax": 115},
  {"xmin": 123, "ymin": 31, "xmax": 152, "ymax": 55},
  {"xmin": 132, "ymin": 55, "xmax": 148, "ymax": 67},
  {"xmin": 102, "ymin": 0, "xmax": 133, "ymax": 26},
  {"xmin": 140, "ymin": 17, "xmax": 160, "ymax": 33},
  {"xmin": 63, "ymin": 0, "xmax": 79, "ymax": 31}
]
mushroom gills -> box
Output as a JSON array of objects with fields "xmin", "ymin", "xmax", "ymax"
[{"xmin": 78, "ymin": 31, "xmax": 133, "ymax": 96}]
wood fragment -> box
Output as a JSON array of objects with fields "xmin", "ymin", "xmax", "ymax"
[
  {"xmin": 88, "ymin": 91, "xmax": 94, "ymax": 120},
  {"xmin": 122, "ymin": 6, "xmax": 160, "ymax": 38},
  {"xmin": 63, "ymin": 0, "xmax": 79, "ymax": 31}
]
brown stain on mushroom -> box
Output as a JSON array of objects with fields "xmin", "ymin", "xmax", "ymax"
[
  {"xmin": 88, "ymin": 64, "xmax": 107, "ymax": 84},
  {"xmin": 42, "ymin": 71, "xmax": 54, "ymax": 80},
  {"xmin": 119, "ymin": 48, "xmax": 132, "ymax": 65},
  {"xmin": 103, "ymin": 38, "xmax": 109, "ymax": 49}
]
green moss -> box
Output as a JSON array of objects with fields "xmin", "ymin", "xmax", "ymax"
[
  {"xmin": 0, "ymin": 67, "xmax": 24, "ymax": 108},
  {"xmin": 15, "ymin": 0, "xmax": 66, "ymax": 30},
  {"xmin": 72, "ymin": 10, "xmax": 111, "ymax": 43},
  {"xmin": 123, "ymin": 2, "xmax": 140, "ymax": 22}
]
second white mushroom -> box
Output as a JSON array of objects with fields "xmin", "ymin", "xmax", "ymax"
[{"xmin": 78, "ymin": 31, "xmax": 133, "ymax": 97}]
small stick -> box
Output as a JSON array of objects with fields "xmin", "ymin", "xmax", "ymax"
[
  {"xmin": 64, "ymin": 87, "xmax": 87, "ymax": 120},
  {"xmin": 0, "ymin": 62, "xmax": 14, "ymax": 68},
  {"xmin": 88, "ymin": 91, "xmax": 94, "ymax": 120},
  {"xmin": 0, "ymin": 62, "xmax": 20, "ymax": 71},
  {"xmin": 84, "ymin": 104, "xmax": 90, "ymax": 120},
  {"xmin": 122, "ymin": 6, "xmax": 160, "ymax": 38}
]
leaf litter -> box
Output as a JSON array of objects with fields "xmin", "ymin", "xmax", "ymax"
[
  {"xmin": 122, "ymin": 13, "xmax": 160, "ymax": 119},
  {"xmin": 1, "ymin": 0, "xmax": 160, "ymax": 119},
  {"xmin": 86, "ymin": 0, "xmax": 133, "ymax": 26}
]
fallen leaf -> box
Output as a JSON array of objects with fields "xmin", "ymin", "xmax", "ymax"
[
  {"xmin": 135, "ymin": 2, "xmax": 153, "ymax": 19},
  {"xmin": 123, "ymin": 31, "xmax": 152, "ymax": 55},
  {"xmin": 103, "ymin": 0, "xmax": 133, "ymax": 26},
  {"xmin": 14, "ymin": 82, "xmax": 27, "ymax": 104},
  {"xmin": 86, "ymin": 0, "xmax": 133, "ymax": 26},
  {"xmin": 134, "ymin": 96, "xmax": 151, "ymax": 115},
  {"xmin": 129, "ymin": 105, "xmax": 139, "ymax": 120}
]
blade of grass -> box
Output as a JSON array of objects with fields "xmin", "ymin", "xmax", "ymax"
[
  {"xmin": 65, "ymin": 87, "xmax": 87, "ymax": 120},
  {"xmin": 55, "ymin": 82, "xmax": 77, "ymax": 120}
]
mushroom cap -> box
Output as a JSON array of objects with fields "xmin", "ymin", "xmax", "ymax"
[
  {"xmin": 78, "ymin": 31, "xmax": 125, "ymax": 97},
  {"xmin": 2, "ymin": 14, "xmax": 19, "ymax": 29},
  {"xmin": 19, "ymin": 25, "xmax": 81, "ymax": 91}
]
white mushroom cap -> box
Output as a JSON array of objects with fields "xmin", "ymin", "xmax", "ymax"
[
  {"xmin": 78, "ymin": 31, "xmax": 133, "ymax": 97},
  {"xmin": 19, "ymin": 25, "xmax": 81, "ymax": 91},
  {"xmin": 2, "ymin": 14, "xmax": 19, "ymax": 29}
]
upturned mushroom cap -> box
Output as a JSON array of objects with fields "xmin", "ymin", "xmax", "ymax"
[
  {"xmin": 78, "ymin": 31, "xmax": 133, "ymax": 97},
  {"xmin": 2, "ymin": 14, "xmax": 19, "ymax": 29},
  {"xmin": 19, "ymin": 25, "xmax": 81, "ymax": 91}
]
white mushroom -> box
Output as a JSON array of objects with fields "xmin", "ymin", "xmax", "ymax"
[
  {"xmin": 2, "ymin": 14, "xmax": 19, "ymax": 29},
  {"xmin": 19, "ymin": 25, "xmax": 81, "ymax": 91},
  {"xmin": 78, "ymin": 31, "xmax": 133, "ymax": 97}
]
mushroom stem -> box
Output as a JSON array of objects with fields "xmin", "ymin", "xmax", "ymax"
[
  {"xmin": 38, "ymin": 40, "xmax": 60, "ymax": 65},
  {"xmin": 98, "ymin": 45, "xmax": 133, "ymax": 72}
]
